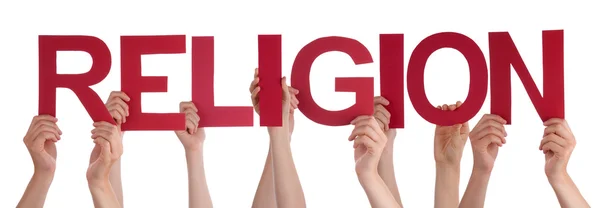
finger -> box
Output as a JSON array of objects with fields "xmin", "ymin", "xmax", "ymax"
[
  {"xmin": 28, "ymin": 115, "xmax": 58, "ymax": 133},
  {"xmin": 108, "ymin": 91, "xmax": 131, "ymax": 102},
  {"xmin": 472, "ymin": 115, "xmax": 507, "ymax": 135},
  {"xmin": 251, "ymin": 86, "xmax": 261, "ymax": 106},
  {"xmin": 541, "ymin": 141, "xmax": 563, "ymax": 155},
  {"xmin": 288, "ymin": 86, "xmax": 299, "ymax": 95},
  {"xmin": 108, "ymin": 107, "xmax": 126, "ymax": 125},
  {"xmin": 456, "ymin": 101, "xmax": 463, "ymax": 108},
  {"xmin": 373, "ymin": 96, "xmax": 390, "ymax": 106},
  {"xmin": 448, "ymin": 104, "xmax": 457, "ymax": 111},
  {"xmin": 281, "ymin": 77, "xmax": 290, "ymax": 100},
  {"xmin": 471, "ymin": 122, "xmax": 506, "ymax": 142},
  {"xmin": 373, "ymin": 111, "xmax": 389, "ymax": 131},
  {"xmin": 32, "ymin": 124, "xmax": 61, "ymax": 142},
  {"xmin": 179, "ymin": 102, "xmax": 198, "ymax": 113},
  {"xmin": 481, "ymin": 135, "xmax": 504, "ymax": 147},
  {"xmin": 249, "ymin": 77, "xmax": 260, "ymax": 93},
  {"xmin": 353, "ymin": 135, "xmax": 377, "ymax": 150},
  {"xmin": 539, "ymin": 133, "xmax": 567, "ymax": 150},
  {"xmin": 350, "ymin": 115, "xmax": 372, "ymax": 125}
]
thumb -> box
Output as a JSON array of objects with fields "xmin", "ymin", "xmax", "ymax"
[{"xmin": 281, "ymin": 77, "xmax": 290, "ymax": 101}]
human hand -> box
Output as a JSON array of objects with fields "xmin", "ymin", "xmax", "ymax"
[
  {"xmin": 349, "ymin": 116, "xmax": 388, "ymax": 177},
  {"xmin": 175, "ymin": 101, "xmax": 206, "ymax": 152},
  {"xmin": 433, "ymin": 101, "xmax": 470, "ymax": 166},
  {"xmin": 372, "ymin": 96, "xmax": 396, "ymax": 148},
  {"xmin": 540, "ymin": 118, "xmax": 575, "ymax": 180},
  {"xmin": 469, "ymin": 114, "xmax": 507, "ymax": 173},
  {"xmin": 87, "ymin": 122, "xmax": 123, "ymax": 183},
  {"xmin": 105, "ymin": 91, "xmax": 130, "ymax": 126},
  {"xmin": 23, "ymin": 115, "xmax": 62, "ymax": 174},
  {"xmin": 250, "ymin": 68, "xmax": 300, "ymax": 134}
]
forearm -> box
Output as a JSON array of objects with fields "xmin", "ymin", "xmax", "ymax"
[
  {"xmin": 17, "ymin": 172, "xmax": 54, "ymax": 208},
  {"xmin": 359, "ymin": 174, "xmax": 402, "ymax": 208},
  {"xmin": 549, "ymin": 173, "xmax": 590, "ymax": 208},
  {"xmin": 109, "ymin": 159, "xmax": 123, "ymax": 207},
  {"xmin": 377, "ymin": 145, "xmax": 401, "ymax": 205},
  {"xmin": 434, "ymin": 163, "xmax": 460, "ymax": 208},
  {"xmin": 458, "ymin": 169, "xmax": 491, "ymax": 208},
  {"xmin": 89, "ymin": 180, "xmax": 120, "ymax": 208},
  {"xmin": 185, "ymin": 148, "xmax": 213, "ymax": 208},
  {"xmin": 270, "ymin": 133, "xmax": 306, "ymax": 208},
  {"xmin": 251, "ymin": 145, "xmax": 277, "ymax": 208}
]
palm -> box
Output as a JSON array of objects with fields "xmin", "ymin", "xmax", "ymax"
[{"xmin": 434, "ymin": 124, "xmax": 468, "ymax": 163}]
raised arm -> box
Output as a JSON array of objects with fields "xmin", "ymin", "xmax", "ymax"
[
  {"xmin": 250, "ymin": 68, "xmax": 301, "ymax": 208},
  {"xmin": 105, "ymin": 91, "xmax": 131, "ymax": 208},
  {"xmin": 267, "ymin": 77, "xmax": 305, "ymax": 208},
  {"xmin": 372, "ymin": 96, "xmax": 402, "ymax": 206},
  {"xmin": 541, "ymin": 118, "xmax": 589, "ymax": 208},
  {"xmin": 175, "ymin": 102, "xmax": 212, "ymax": 208},
  {"xmin": 459, "ymin": 114, "xmax": 507, "ymax": 208},
  {"xmin": 87, "ymin": 121, "xmax": 123, "ymax": 208},
  {"xmin": 17, "ymin": 115, "xmax": 62, "ymax": 208},
  {"xmin": 350, "ymin": 115, "xmax": 400, "ymax": 208},
  {"xmin": 433, "ymin": 102, "xmax": 469, "ymax": 208}
]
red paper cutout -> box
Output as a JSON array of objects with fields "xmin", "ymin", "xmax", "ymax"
[
  {"xmin": 120, "ymin": 36, "xmax": 186, "ymax": 131},
  {"xmin": 38, "ymin": 36, "xmax": 115, "ymax": 124},
  {"xmin": 407, "ymin": 32, "xmax": 488, "ymax": 126},
  {"xmin": 379, "ymin": 34, "xmax": 405, "ymax": 128},
  {"xmin": 258, "ymin": 35, "xmax": 283, "ymax": 126},
  {"xmin": 489, "ymin": 30, "xmax": 564, "ymax": 123},
  {"xmin": 191, "ymin": 37, "xmax": 254, "ymax": 127},
  {"xmin": 291, "ymin": 36, "xmax": 374, "ymax": 126}
]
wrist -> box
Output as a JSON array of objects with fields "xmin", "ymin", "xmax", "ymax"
[{"xmin": 547, "ymin": 170, "xmax": 570, "ymax": 185}]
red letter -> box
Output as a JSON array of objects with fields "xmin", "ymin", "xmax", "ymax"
[
  {"xmin": 38, "ymin": 35, "xmax": 114, "ymax": 124},
  {"xmin": 407, "ymin": 32, "xmax": 488, "ymax": 126},
  {"xmin": 380, "ymin": 34, "xmax": 405, "ymax": 128},
  {"xmin": 191, "ymin": 37, "xmax": 254, "ymax": 127},
  {"xmin": 120, "ymin": 35, "xmax": 185, "ymax": 131},
  {"xmin": 258, "ymin": 35, "xmax": 282, "ymax": 126},
  {"xmin": 291, "ymin": 36, "xmax": 374, "ymax": 126},
  {"xmin": 489, "ymin": 30, "xmax": 564, "ymax": 123}
]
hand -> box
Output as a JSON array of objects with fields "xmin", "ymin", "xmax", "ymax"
[
  {"xmin": 433, "ymin": 101, "xmax": 470, "ymax": 166},
  {"xmin": 105, "ymin": 91, "xmax": 130, "ymax": 126},
  {"xmin": 469, "ymin": 114, "xmax": 507, "ymax": 173},
  {"xmin": 349, "ymin": 116, "xmax": 388, "ymax": 176},
  {"xmin": 23, "ymin": 115, "xmax": 62, "ymax": 173},
  {"xmin": 373, "ymin": 96, "xmax": 396, "ymax": 148},
  {"xmin": 540, "ymin": 118, "xmax": 575, "ymax": 179},
  {"xmin": 250, "ymin": 68, "xmax": 300, "ymax": 134},
  {"xmin": 175, "ymin": 102, "xmax": 205, "ymax": 151},
  {"xmin": 87, "ymin": 122, "xmax": 123, "ymax": 183}
]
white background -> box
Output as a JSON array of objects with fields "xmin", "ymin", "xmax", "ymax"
[{"xmin": 0, "ymin": 0, "xmax": 598, "ymax": 207}]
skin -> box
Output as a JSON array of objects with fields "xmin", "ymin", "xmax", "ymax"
[
  {"xmin": 250, "ymin": 68, "xmax": 303, "ymax": 208},
  {"xmin": 105, "ymin": 91, "xmax": 131, "ymax": 208},
  {"xmin": 349, "ymin": 115, "xmax": 400, "ymax": 208},
  {"xmin": 175, "ymin": 101, "xmax": 213, "ymax": 208},
  {"xmin": 17, "ymin": 115, "xmax": 62, "ymax": 208},
  {"xmin": 433, "ymin": 102, "xmax": 469, "ymax": 208},
  {"xmin": 540, "ymin": 118, "xmax": 589, "ymax": 208},
  {"xmin": 459, "ymin": 114, "xmax": 507, "ymax": 208},
  {"xmin": 372, "ymin": 96, "xmax": 402, "ymax": 206},
  {"xmin": 87, "ymin": 121, "xmax": 124, "ymax": 208}
]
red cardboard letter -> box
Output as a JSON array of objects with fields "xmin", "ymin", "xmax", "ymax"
[
  {"xmin": 258, "ymin": 35, "xmax": 282, "ymax": 126},
  {"xmin": 191, "ymin": 36, "xmax": 254, "ymax": 127},
  {"xmin": 489, "ymin": 30, "xmax": 564, "ymax": 123},
  {"xmin": 380, "ymin": 34, "xmax": 405, "ymax": 128},
  {"xmin": 291, "ymin": 36, "xmax": 374, "ymax": 126},
  {"xmin": 38, "ymin": 35, "xmax": 114, "ymax": 124},
  {"xmin": 120, "ymin": 35, "xmax": 186, "ymax": 131},
  {"xmin": 407, "ymin": 32, "xmax": 488, "ymax": 126}
]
